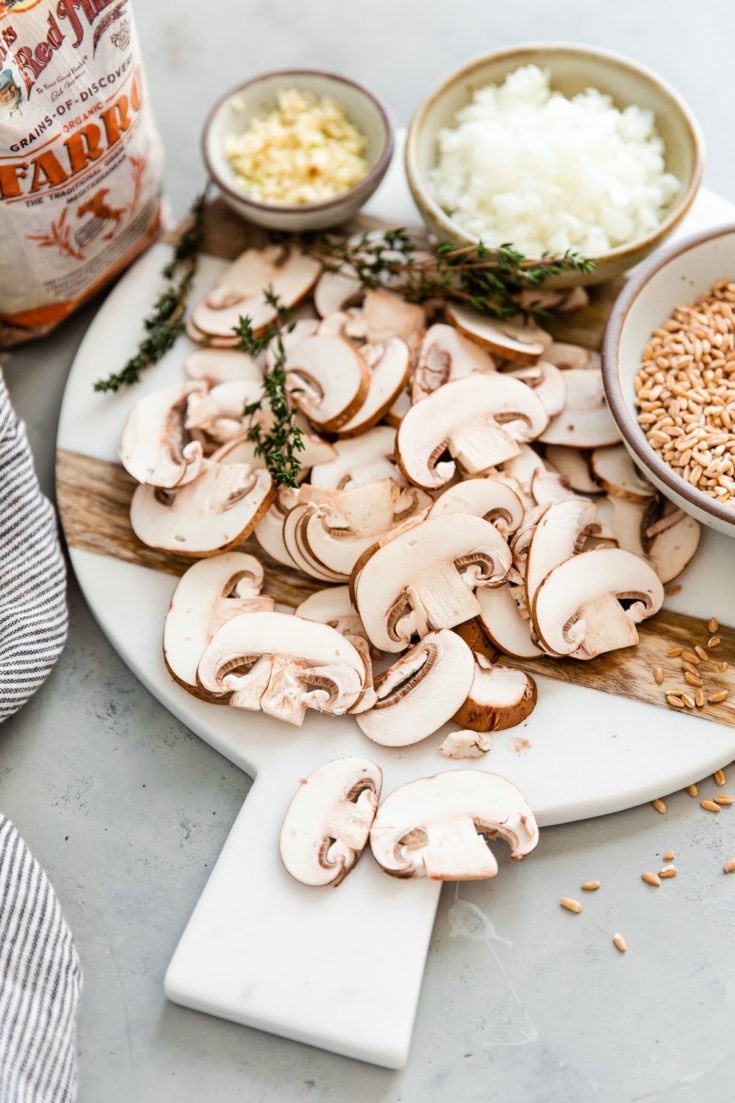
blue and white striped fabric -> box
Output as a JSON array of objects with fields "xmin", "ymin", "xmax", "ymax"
[
  {"xmin": 0, "ymin": 818, "xmax": 81, "ymax": 1103},
  {"xmin": 0, "ymin": 371, "xmax": 78, "ymax": 1101},
  {"xmin": 0, "ymin": 372, "xmax": 67, "ymax": 720}
]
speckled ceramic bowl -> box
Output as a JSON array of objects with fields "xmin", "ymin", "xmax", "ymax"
[
  {"xmin": 405, "ymin": 44, "xmax": 704, "ymax": 287},
  {"xmin": 603, "ymin": 224, "xmax": 735, "ymax": 535},
  {"xmin": 202, "ymin": 70, "xmax": 393, "ymax": 232}
]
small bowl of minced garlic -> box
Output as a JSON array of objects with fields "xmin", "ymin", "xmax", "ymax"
[{"xmin": 203, "ymin": 70, "xmax": 394, "ymax": 231}]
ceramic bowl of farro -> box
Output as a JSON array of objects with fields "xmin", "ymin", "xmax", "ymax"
[{"xmin": 603, "ymin": 224, "xmax": 735, "ymax": 534}]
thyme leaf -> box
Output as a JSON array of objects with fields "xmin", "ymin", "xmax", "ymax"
[{"xmin": 93, "ymin": 188, "xmax": 208, "ymax": 393}]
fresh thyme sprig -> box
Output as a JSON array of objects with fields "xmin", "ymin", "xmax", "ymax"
[
  {"xmin": 234, "ymin": 291, "xmax": 305, "ymax": 489},
  {"xmin": 93, "ymin": 188, "xmax": 208, "ymax": 393},
  {"xmin": 306, "ymin": 229, "xmax": 594, "ymax": 322}
]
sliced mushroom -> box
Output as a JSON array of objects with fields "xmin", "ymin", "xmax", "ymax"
[
  {"xmin": 309, "ymin": 425, "xmax": 400, "ymax": 490},
  {"xmin": 265, "ymin": 317, "xmax": 320, "ymax": 370},
  {"xmin": 185, "ymin": 348, "xmax": 263, "ymax": 386},
  {"xmin": 385, "ymin": 387, "xmax": 411, "ymax": 428},
  {"xmin": 544, "ymin": 445, "xmax": 600, "ymax": 494},
  {"xmin": 531, "ymin": 547, "xmax": 664, "ymax": 657},
  {"xmin": 570, "ymin": 593, "xmax": 640, "ymax": 660},
  {"xmin": 130, "ymin": 460, "xmax": 274, "ymax": 557},
  {"xmin": 279, "ymin": 758, "xmax": 382, "ymax": 887},
  {"xmin": 362, "ymin": 289, "xmax": 425, "ymax": 346},
  {"xmin": 119, "ymin": 381, "xmax": 207, "ymax": 489},
  {"xmin": 412, "ymin": 324, "xmax": 496, "ymax": 403},
  {"xmin": 370, "ymin": 771, "xmax": 539, "ymax": 880},
  {"xmin": 396, "ymin": 374, "xmax": 548, "ymax": 490},
  {"xmin": 530, "ymin": 468, "xmax": 579, "ymax": 507},
  {"xmin": 475, "ymin": 584, "xmax": 543, "ymax": 659},
  {"xmin": 647, "ymin": 513, "xmax": 701, "ymax": 584},
  {"xmin": 197, "ymin": 611, "xmax": 366, "ymax": 723},
  {"xmin": 439, "ymin": 729, "xmax": 492, "ymax": 759},
  {"xmin": 353, "ymin": 512, "xmax": 511, "ymax": 652},
  {"xmin": 284, "ymin": 334, "xmax": 370, "ymax": 432},
  {"xmin": 190, "ymin": 245, "xmax": 320, "ymax": 343},
  {"xmin": 163, "ymin": 552, "xmax": 273, "ymax": 697},
  {"xmin": 429, "ymin": 476, "xmax": 525, "ymax": 538},
  {"xmin": 544, "ymin": 342, "xmax": 597, "ymax": 371},
  {"xmin": 500, "ymin": 444, "xmax": 548, "ymax": 509},
  {"xmin": 453, "ymin": 653, "xmax": 537, "ymax": 732},
  {"xmin": 538, "ymin": 369, "xmax": 621, "ymax": 448},
  {"xmin": 355, "ymin": 629, "xmax": 475, "ymax": 746},
  {"xmin": 185, "ymin": 379, "xmax": 267, "ymax": 445},
  {"xmin": 503, "ymin": 360, "xmax": 566, "ymax": 418},
  {"xmin": 445, "ymin": 304, "xmax": 551, "ymax": 364},
  {"xmin": 216, "ymin": 426, "xmax": 336, "ymax": 478},
  {"xmin": 596, "ymin": 495, "xmax": 648, "ymax": 559},
  {"xmin": 335, "ymin": 337, "xmax": 412, "ymax": 438},
  {"xmin": 525, "ymin": 499, "xmax": 600, "ymax": 604},
  {"xmin": 590, "ymin": 445, "xmax": 656, "ymax": 503},
  {"xmin": 253, "ymin": 486, "xmax": 299, "ymax": 568},
  {"xmin": 514, "ymin": 286, "xmax": 590, "ymax": 314},
  {"xmin": 296, "ymin": 585, "xmax": 365, "ymax": 638},
  {"xmin": 313, "ymin": 269, "xmax": 363, "ymax": 318}
]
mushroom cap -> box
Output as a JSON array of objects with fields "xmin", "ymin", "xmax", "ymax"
[
  {"xmin": 429, "ymin": 476, "xmax": 525, "ymax": 538},
  {"xmin": 444, "ymin": 304, "xmax": 551, "ymax": 364},
  {"xmin": 531, "ymin": 547, "xmax": 664, "ymax": 657},
  {"xmin": 353, "ymin": 512, "xmax": 512, "ymax": 652},
  {"xmin": 130, "ymin": 461, "xmax": 274, "ymax": 557},
  {"xmin": 539, "ymin": 369, "xmax": 621, "ymax": 448},
  {"xmin": 335, "ymin": 337, "xmax": 412, "ymax": 438},
  {"xmin": 453, "ymin": 654, "xmax": 537, "ymax": 732},
  {"xmin": 284, "ymin": 334, "xmax": 370, "ymax": 432},
  {"xmin": 355, "ymin": 629, "xmax": 475, "ymax": 747},
  {"xmin": 396, "ymin": 374, "xmax": 549, "ymax": 490},
  {"xmin": 412, "ymin": 324, "xmax": 496, "ymax": 403},
  {"xmin": 370, "ymin": 770, "xmax": 539, "ymax": 880},
  {"xmin": 280, "ymin": 757, "xmax": 383, "ymax": 887},
  {"xmin": 163, "ymin": 552, "xmax": 269, "ymax": 695},
  {"xmin": 119, "ymin": 381, "xmax": 207, "ymax": 489},
  {"xmin": 197, "ymin": 611, "xmax": 366, "ymax": 718}
]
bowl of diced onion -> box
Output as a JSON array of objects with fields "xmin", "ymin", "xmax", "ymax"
[
  {"xmin": 202, "ymin": 70, "xmax": 394, "ymax": 231},
  {"xmin": 405, "ymin": 44, "xmax": 704, "ymax": 286}
]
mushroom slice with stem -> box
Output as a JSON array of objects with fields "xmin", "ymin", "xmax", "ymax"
[
  {"xmin": 530, "ymin": 547, "xmax": 664, "ymax": 658},
  {"xmin": 313, "ymin": 269, "xmax": 363, "ymax": 318},
  {"xmin": 309, "ymin": 425, "xmax": 401, "ymax": 490},
  {"xmin": 130, "ymin": 460, "xmax": 274, "ymax": 557},
  {"xmin": 453, "ymin": 653, "xmax": 537, "ymax": 732},
  {"xmin": 590, "ymin": 445, "xmax": 656, "ymax": 503},
  {"xmin": 412, "ymin": 324, "xmax": 496, "ymax": 403},
  {"xmin": 185, "ymin": 348, "xmax": 263, "ymax": 386},
  {"xmin": 355, "ymin": 629, "xmax": 475, "ymax": 746},
  {"xmin": 163, "ymin": 552, "xmax": 273, "ymax": 698},
  {"xmin": 284, "ymin": 334, "xmax": 370, "ymax": 432},
  {"xmin": 525, "ymin": 499, "xmax": 600, "ymax": 605},
  {"xmin": 335, "ymin": 337, "xmax": 412, "ymax": 438},
  {"xmin": 439, "ymin": 729, "xmax": 492, "ymax": 760},
  {"xmin": 539, "ymin": 369, "xmax": 621, "ymax": 448},
  {"xmin": 197, "ymin": 611, "xmax": 366, "ymax": 724},
  {"xmin": 353, "ymin": 512, "xmax": 512, "ymax": 653},
  {"xmin": 475, "ymin": 584, "xmax": 544, "ymax": 660},
  {"xmin": 362, "ymin": 289, "xmax": 425, "ymax": 346},
  {"xmin": 370, "ymin": 770, "xmax": 539, "ymax": 880},
  {"xmin": 544, "ymin": 445, "xmax": 600, "ymax": 495},
  {"xmin": 396, "ymin": 374, "xmax": 548, "ymax": 491},
  {"xmin": 119, "ymin": 381, "xmax": 207, "ymax": 489},
  {"xmin": 502, "ymin": 360, "xmax": 566, "ymax": 418},
  {"xmin": 429, "ymin": 477, "xmax": 525, "ymax": 539},
  {"xmin": 647, "ymin": 513, "xmax": 701, "ymax": 584},
  {"xmin": 445, "ymin": 304, "xmax": 551, "ymax": 364},
  {"xmin": 280, "ymin": 758, "xmax": 383, "ymax": 887},
  {"xmin": 185, "ymin": 379, "xmax": 267, "ymax": 445},
  {"xmin": 190, "ymin": 245, "xmax": 321, "ymax": 343}
]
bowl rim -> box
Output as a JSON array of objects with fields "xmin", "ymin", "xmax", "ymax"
[
  {"xmin": 602, "ymin": 222, "xmax": 735, "ymax": 525},
  {"xmin": 201, "ymin": 69, "xmax": 394, "ymax": 215},
  {"xmin": 405, "ymin": 41, "xmax": 705, "ymax": 264}
]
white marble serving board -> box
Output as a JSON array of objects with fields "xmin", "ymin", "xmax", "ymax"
[{"xmin": 57, "ymin": 134, "xmax": 735, "ymax": 1068}]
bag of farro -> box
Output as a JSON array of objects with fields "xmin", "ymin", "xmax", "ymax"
[{"xmin": 0, "ymin": 0, "xmax": 163, "ymax": 346}]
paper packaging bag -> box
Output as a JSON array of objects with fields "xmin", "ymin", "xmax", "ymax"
[{"xmin": 0, "ymin": 0, "xmax": 164, "ymax": 347}]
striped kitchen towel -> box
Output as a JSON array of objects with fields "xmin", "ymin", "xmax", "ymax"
[
  {"xmin": 0, "ymin": 371, "xmax": 67, "ymax": 721},
  {"xmin": 0, "ymin": 372, "xmax": 79, "ymax": 1101},
  {"xmin": 0, "ymin": 817, "xmax": 81, "ymax": 1103}
]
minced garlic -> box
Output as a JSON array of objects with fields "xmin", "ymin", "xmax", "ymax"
[{"xmin": 225, "ymin": 89, "xmax": 369, "ymax": 205}]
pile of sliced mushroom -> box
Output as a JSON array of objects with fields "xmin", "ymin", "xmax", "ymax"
[{"xmin": 120, "ymin": 241, "xmax": 702, "ymax": 764}]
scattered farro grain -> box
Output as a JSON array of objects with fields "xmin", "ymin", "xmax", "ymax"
[
  {"xmin": 682, "ymin": 661, "xmax": 700, "ymax": 676},
  {"xmin": 715, "ymin": 794, "xmax": 734, "ymax": 805},
  {"xmin": 701, "ymin": 799, "xmax": 721, "ymax": 813},
  {"xmin": 714, "ymin": 769, "xmax": 726, "ymax": 785},
  {"xmin": 686, "ymin": 783, "xmax": 699, "ymax": 797},
  {"xmin": 659, "ymin": 866, "xmax": 678, "ymax": 878},
  {"xmin": 613, "ymin": 933, "xmax": 627, "ymax": 953},
  {"xmin": 682, "ymin": 651, "xmax": 700, "ymax": 665},
  {"xmin": 654, "ymin": 666, "xmax": 665, "ymax": 684},
  {"xmin": 708, "ymin": 636, "xmax": 721, "ymax": 648},
  {"xmin": 581, "ymin": 880, "xmax": 600, "ymax": 891},
  {"xmin": 724, "ymin": 858, "xmax": 735, "ymax": 873},
  {"xmin": 667, "ymin": 694, "xmax": 685, "ymax": 709},
  {"xmin": 709, "ymin": 618, "xmax": 719, "ymax": 633},
  {"xmin": 642, "ymin": 871, "xmax": 661, "ymax": 887},
  {"xmin": 667, "ymin": 585, "xmax": 683, "ymax": 596},
  {"xmin": 681, "ymin": 692, "xmax": 696, "ymax": 708},
  {"xmin": 695, "ymin": 644, "xmax": 709, "ymax": 662},
  {"xmin": 667, "ymin": 646, "xmax": 683, "ymax": 657},
  {"xmin": 652, "ymin": 798, "xmax": 667, "ymax": 814},
  {"xmin": 696, "ymin": 688, "xmax": 706, "ymax": 707},
  {"xmin": 663, "ymin": 850, "xmax": 675, "ymax": 860},
  {"xmin": 685, "ymin": 671, "xmax": 703, "ymax": 688},
  {"xmin": 718, "ymin": 662, "xmax": 728, "ymax": 673},
  {"xmin": 709, "ymin": 690, "xmax": 728, "ymax": 703},
  {"xmin": 561, "ymin": 898, "xmax": 582, "ymax": 913}
]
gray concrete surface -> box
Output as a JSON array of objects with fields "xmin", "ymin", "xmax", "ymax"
[{"xmin": 3, "ymin": 2, "xmax": 735, "ymax": 1100}]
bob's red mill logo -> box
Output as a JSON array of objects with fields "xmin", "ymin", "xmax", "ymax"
[{"xmin": 0, "ymin": 1, "xmax": 120, "ymax": 92}]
